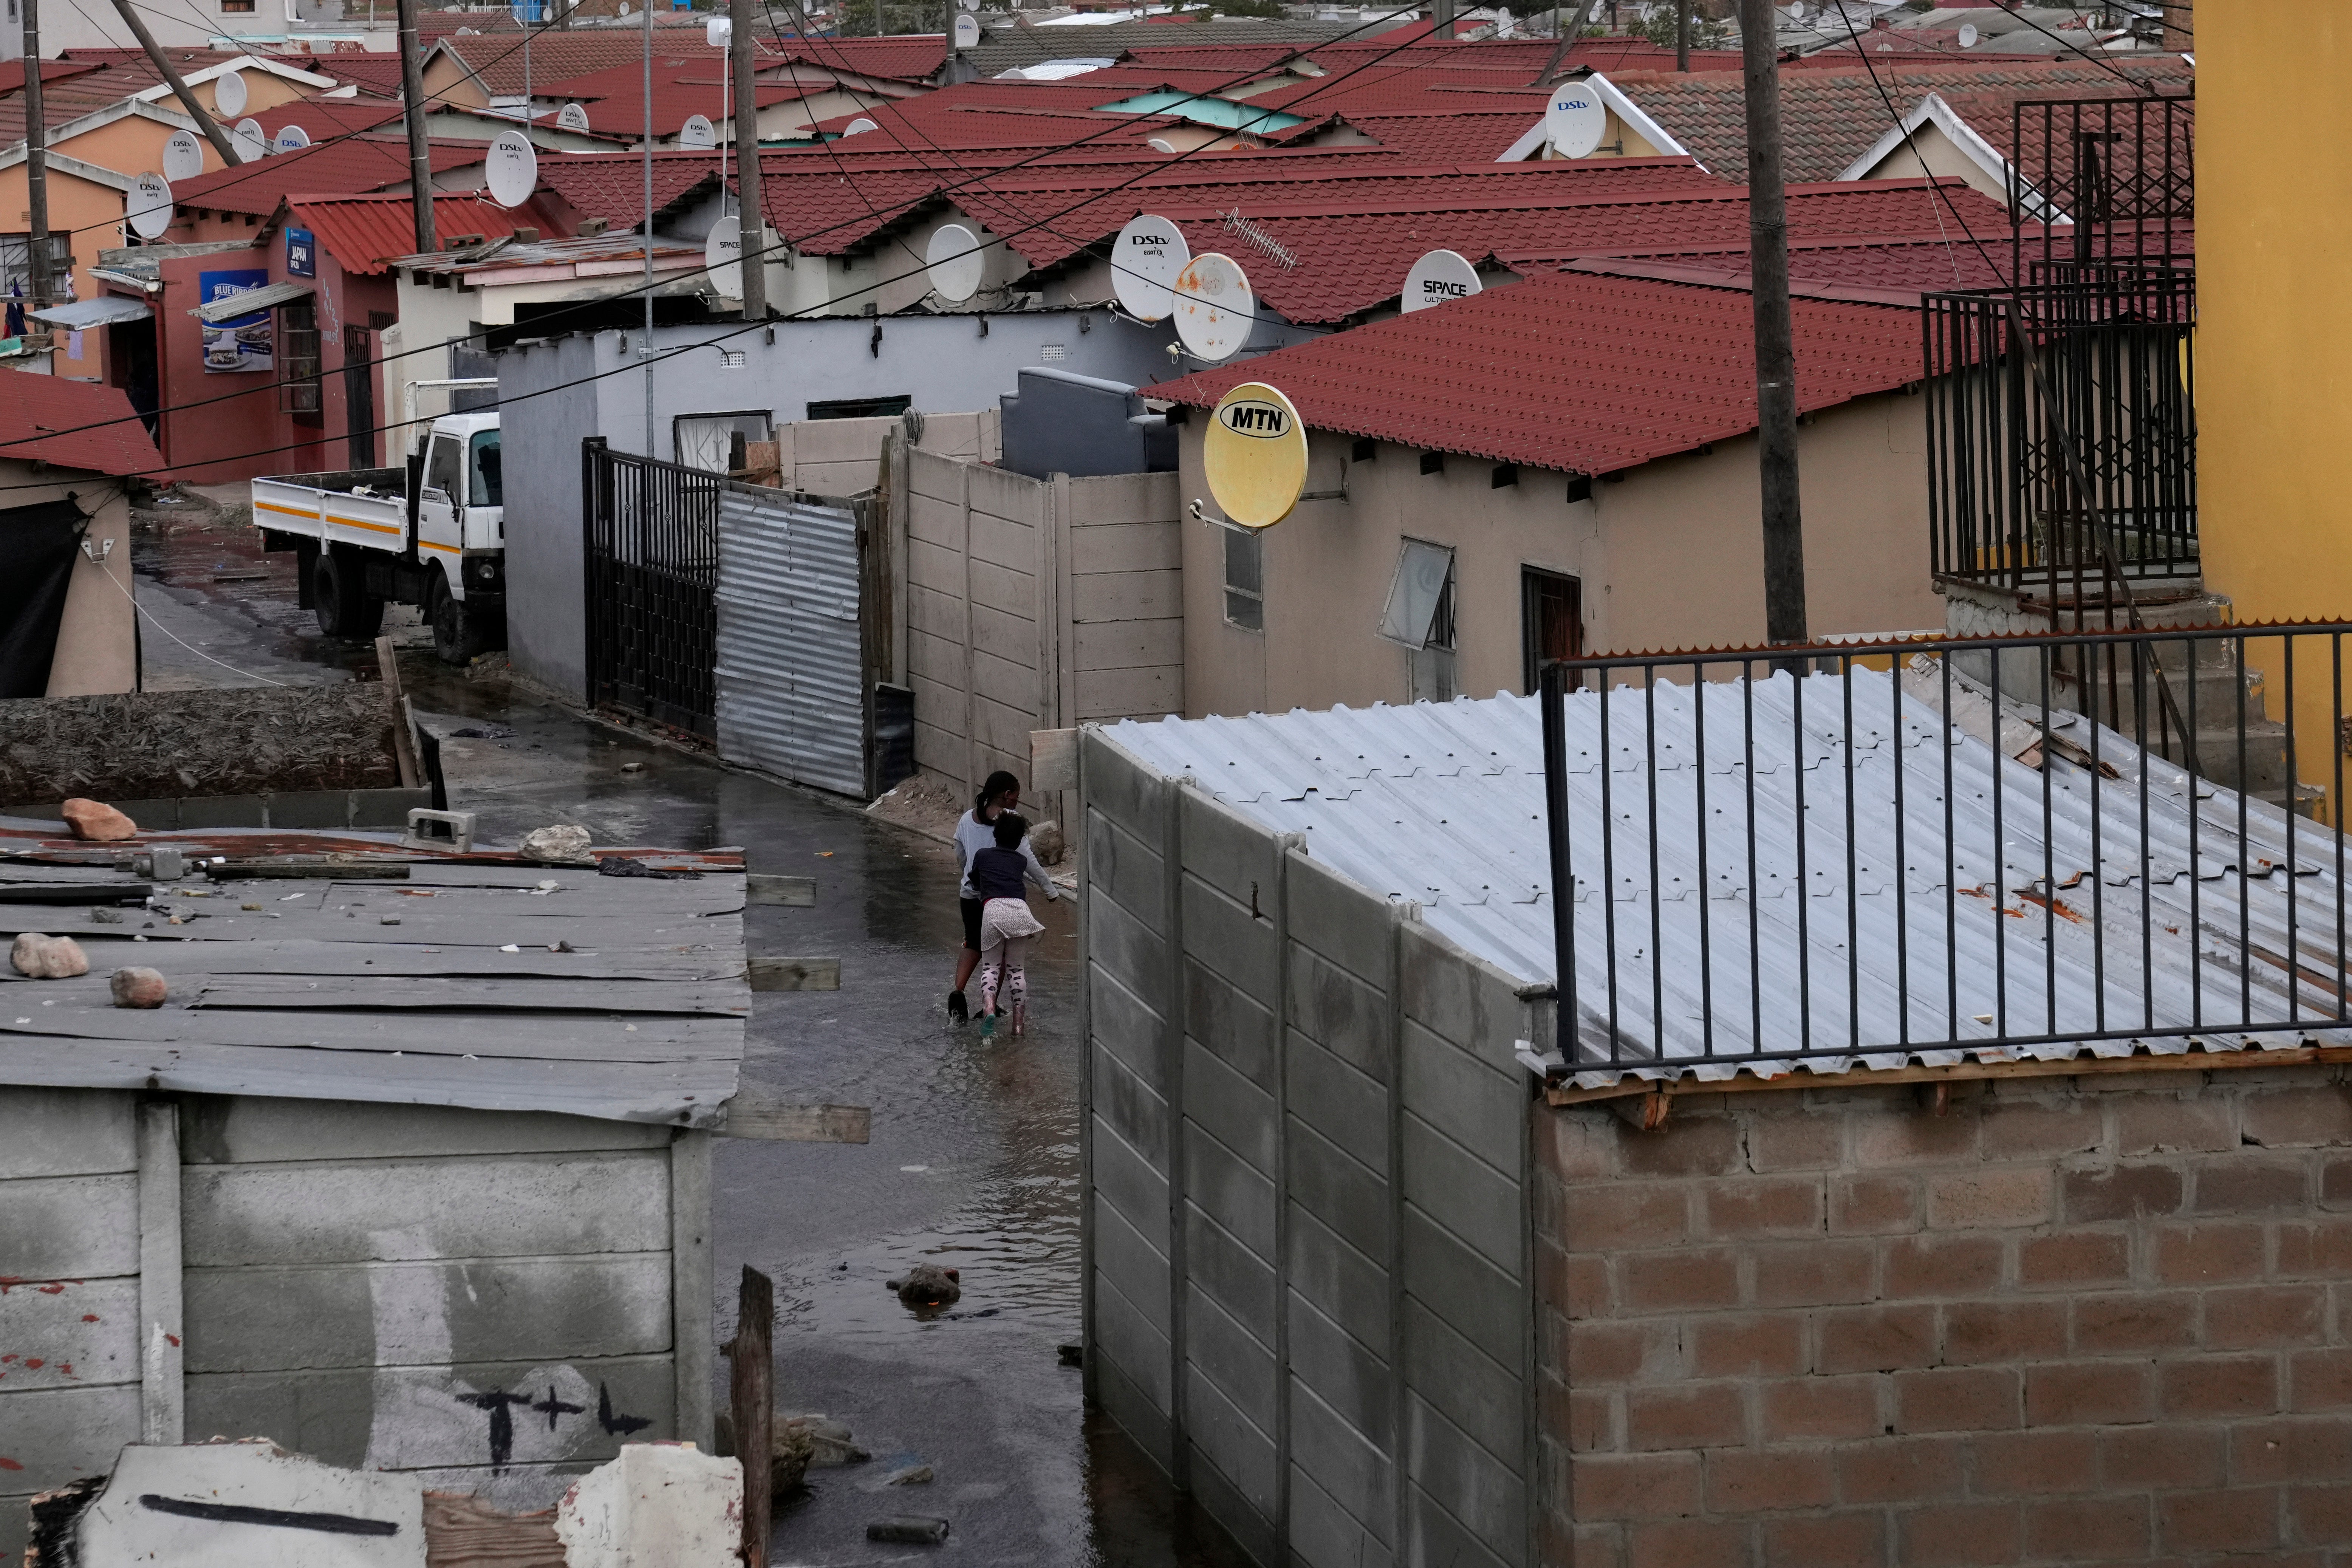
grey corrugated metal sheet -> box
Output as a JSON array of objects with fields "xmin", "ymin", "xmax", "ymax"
[
  {"xmin": 0, "ymin": 834, "xmax": 747, "ymax": 1124},
  {"xmin": 713, "ymin": 487, "xmax": 867, "ymax": 798},
  {"xmin": 1104, "ymin": 666, "xmax": 2352, "ymax": 1087}
]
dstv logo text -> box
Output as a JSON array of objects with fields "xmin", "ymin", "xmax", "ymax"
[
  {"xmin": 1218, "ymin": 399, "xmax": 1290, "ymax": 438},
  {"xmin": 1127, "ymin": 231, "xmax": 1176, "ymax": 249},
  {"xmin": 1552, "ymin": 95, "xmax": 1594, "ymax": 114}
]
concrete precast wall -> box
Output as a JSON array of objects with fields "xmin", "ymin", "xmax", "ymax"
[
  {"xmin": 905, "ymin": 449, "xmax": 1182, "ymax": 802},
  {"xmin": 1080, "ymin": 728, "xmax": 1538, "ymax": 1568}
]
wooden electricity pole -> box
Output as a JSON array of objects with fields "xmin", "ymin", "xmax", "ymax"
[
  {"xmin": 22, "ymin": 0, "xmax": 51, "ymax": 318},
  {"xmin": 1676, "ymin": 0, "xmax": 1689, "ymax": 70},
  {"xmin": 397, "ymin": 0, "xmax": 436, "ymax": 253},
  {"xmin": 728, "ymin": 1266, "xmax": 774, "ymax": 1568},
  {"xmin": 731, "ymin": 0, "xmax": 766, "ymax": 318},
  {"xmin": 1736, "ymin": 0, "xmax": 1806, "ymax": 645},
  {"xmin": 107, "ymin": 0, "xmax": 242, "ymax": 164}
]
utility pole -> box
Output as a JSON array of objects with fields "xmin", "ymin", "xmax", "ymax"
[
  {"xmin": 107, "ymin": 0, "xmax": 242, "ymax": 164},
  {"xmin": 731, "ymin": 0, "xmax": 766, "ymax": 318},
  {"xmin": 641, "ymin": 0, "xmax": 655, "ymax": 458},
  {"xmin": 1736, "ymin": 0, "xmax": 1805, "ymax": 645},
  {"xmin": 22, "ymin": 0, "xmax": 51, "ymax": 325},
  {"xmin": 1676, "ymin": 0, "xmax": 1689, "ymax": 70},
  {"xmin": 397, "ymin": 0, "xmax": 436, "ymax": 253}
]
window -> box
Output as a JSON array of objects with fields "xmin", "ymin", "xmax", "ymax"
[
  {"xmin": 1222, "ymin": 525, "xmax": 1262, "ymax": 632},
  {"xmin": 806, "ymin": 394, "xmax": 912, "ymax": 421},
  {"xmin": 1522, "ymin": 567, "xmax": 1582, "ymax": 694},
  {"xmin": 468, "ymin": 430, "xmax": 503, "ymax": 507},
  {"xmin": 278, "ymin": 301, "xmax": 321, "ymax": 423},
  {"xmin": 220, "ymin": 0, "xmax": 256, "ymax": 12},
  {"xmin": 673, "ymin": 410, "xmax": 774, "ymax": 474},
  {"xmin": 1378, "ymin": 538, "xmax": 1456, "ymax": 703},
  {"xmin": 0, "ymin": 232, "xmax": 70, "ymax": 297},
  {"xmin": 425, "ymin": 434, "xmax": 462, "ymax": 499}
]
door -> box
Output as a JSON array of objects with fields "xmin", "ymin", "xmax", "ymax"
[
  {"xmin": 107, "ymin": 317, "xmax": 158, "ymax": 438},
  {"xmin": 1522, "ymin": 567, "xmax": 1581, "ymax": 694},
  {"xmin": 344, "ymin": 324, "xmax": 376, "ymax": 469},
  {"xmin": 419, "ymin": 432, "xmax": 463, "ymax": 588}
]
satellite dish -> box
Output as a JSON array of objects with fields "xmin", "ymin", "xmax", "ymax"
[
  {"xmin": 126, "ymin": 172, "xmax": 172, "ymax": 240},
  {"xmin": 1146, "ymin": 136, "xmax": 1178, "ymax": 152},
  {"xmin": 926, "ymin": 223, "xmax": 985, "ymax": 302},
  {"xmin": 706, "ymin": 221, "xmax": 743, "ymax": 298},
  {"xmin": 1204, "ymin": 381, "xmax": 1307, "ymax": 529},
  {"xmin": 1401, "ymin": 248, "xmax": 1479, "ymax": 313},
  {"xmin": 161, "ymin": 128, "xmax": 204, "ymax": 183},
  {"xmin": 1172, "ymin": 251, "xmax": 1252, "ymax": 362},
  {"xmin": 1111, "ymin": 212, "xmax": 1189, "ymax": 322},
  {"xmin": 232, "ymin": 117, "xmax": 267, "ymax": 163},
  {"xmin": 958, "ymin": 0, "xmax": 978, "ymax": 10},
  {"xmin": 557, "ymin": 101, "xmax": 591, "ymax": 132},
  {"xmin": 1957, "ymin": 20, "xmax": 1978, "ymax": 45},
  {"xmin": 705, "ymin": 14, "xmax": 730, "ymax": 45},
  {"xmin": 1546, "ymin": 82, "xmax": 1605, "ymax": 159},
  {"xmin": 841, "ymin": 117, "xmax": 878, "ymax": 136},
  {"xmin": 212, "ymin": 68, "xmax": 248, "ymax": 118},
  {"xmin": 272, "ymin": 124, "xmax": 311, "ymax": 154},
  {"xmin": 485, "ymin": 129, "xmax": 539, "ymax": 207},
  {"xmin": 1789, "ymin": 0, "xmax": 1805, "ymax": 18},
  {"xmin": 953, "ymin": 12, "xmax": 980, "ymax": 47},
  {"xmin": 679, "ymin": 113, "xmax": 716, "ymax": 149}
]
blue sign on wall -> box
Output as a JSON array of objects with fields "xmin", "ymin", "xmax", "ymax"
[
  {"xmin": 287, "ymin": 227, "xmax": 316, "ymax": 278},
  {"xmin": 199, "ymin": 268, "xmax": 272, "ymax": 375}
]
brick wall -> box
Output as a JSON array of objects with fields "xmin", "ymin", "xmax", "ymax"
[{"xmin": 1536, "ymin": 1067, "xmax": 2352, "ymax": 1567}]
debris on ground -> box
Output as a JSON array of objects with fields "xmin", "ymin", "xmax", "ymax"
[
  {"xmin": 783, "ymin": 1413, "xmax": 870, "ymax": 1468},
  {"xmin": 887, "ymin": 1263, "xmax": 961, "ymax": 1308},
  {"xmin": 517, "ymin": 823, "xmax": 594, "ymax": 864},
  {"xmin": 110, "ymin": 967, "xmax": 167, "ymax": 1008},
  {"xmin": 867, "ymin": 1516, "xmax": 950, "ymax": 1545},
  {"xmin": 1057, "ymin": 1343, "xmax": 1085, "ymax": 1368},
  {"xmin": 598, "ymin": 855, "xmax": 703, "ymax": 881},
  {"xmin": 882, "ymin": 1463, "xmax": 935, "ymax": 1486},
  {"xmin": 60, "ymin": 798, "xmax": 138, "ymax": 842},
  {"xmin": 12, "ymin": 933, "xmax": 89, "ymax": 978},
  {"xmin": 1, "ymin": 687, "xmax": 401, "ymax": 806}
]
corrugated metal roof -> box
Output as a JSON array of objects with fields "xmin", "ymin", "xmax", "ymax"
[
  {"xmin": 1103, "ymin": 668, "xmax": 2352, "ymax": 1087},
  {"xmin": 289, "ymin": 192, "xmax": 571, "ymax": 274},
  {"xmin": 1153, "ymin": 266, "xmax": 1923, "ymax": 473},
  {"xmin": 0, "ymin": 371, "xmax": 162, "ymax": 475},
  {"xmin": 0, "ymin": 830, "xmax": 747, "ymax": 1125},
  {"xmin": 766, "ymin": 35, "xmax": 948, "ymax": 84},
  {"xmin": 174, "ymin": 141, "xmax": 488, "ymax": 218}
]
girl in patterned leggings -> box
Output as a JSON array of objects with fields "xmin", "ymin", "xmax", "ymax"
[{"xmin": 969, "ymin": 813, "xmax": 1056, "ymax": 1036}]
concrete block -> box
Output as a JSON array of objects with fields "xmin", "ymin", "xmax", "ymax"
[
  {"xmin": 1086, "ymin": 810, "xmax": 1166, "ymax": 927},
  {"xmin": 1094, "ymin": 1041, "xmax": 1171, "ymax": 1167},
  {"xmin": 78, "ymin": 1440, "xmax": 427, "ymax": 1568},
  {"xmin": 1187, "ymin": 957, "xmax": 1277, "ymax": 1093},
  {"xmin": 1183, "ymin": 873, "xmax": 1277, "ymax": 1009},
  {"xmin": 1402, "ymin": 1207, "xmax": 1521, "ymax": 1370},
  {"xmin": 1402, "ymin": 1112, "xmax": 1524, "ymax": 1279},
  {"xmin": 1289, "ymin": 1290, "xmax": 1395, "ymax": 1450},
  {"xmin": 1185, "ymin": 1200, "xmax": 1276, "ymax": 1341},
  {"xmin": 1095, "ymin": 1193, "xmax": 1172, "ymax": 1336},
  {"xmin": 1400, "ymin": 924, "xmax": 1479, "ymax": 1050},
  {"xmin": 1072, "ymin": 520, "xmax": 1184, "ymax": 576},
  {"xmin": 1073, "ymin": 568, "xmax": 1182, "ymax": 623},
  {"xmin": 353, "ymin": 788, "xmax": 431, "ymax": 828},
  {"xmin": 1094, "ymin": 1268, "xmax": 1174, "ymax": 1415},
  {"xmin": 176, "ymin": 793, "xmax": 268, "ymax": 828},
  {"xmin": 1186, "ymin": 1282, "xmax": 1278, "ymax": 1433},
  {"xmin": 176, "ymin": 1099, "xmax": 667, "ymax": 1164},
  {"xmin": 110, "ymin": 798, "xmax": 177, "ymax": 828},
  {"xmin": 1403, "ymin": 1394, "xmax": 1526, "ymax": 1568},
  {"xmin": 1186, "ymin": 1121, "xmax": 1276, "ymax": 1261},
  {"xmin": 1402, "ymin": 1020, "xmax": 1523, "ymax": 1183},
  {"xmin": 0, "ymin": 1086, "xmax": 136, "ymax": 1178},
  {"xmin": 1403, "ymin": 1296, "xmax": 1521, "ymax": 1471},
  {"xmin": 1092, "ymin": 1344, "xmax": 1174, "ymax": 1474},
  {"xmin": 1291, "ymin": 1461, "xmax": 1397, "ymax": 1568},
  {"xmin": 1403, "ymin": 1475, "xmax": 1518, "ymax": 1568},
  {"xmin": 1290, "ymin": 1379, "xmax": 1395, "ymax": 1546},
  {"xmin": 1186, "ymin": 1364, "xmax": 1280, "ymax": 1520},
  {"xmin": 1289, "ymin": 1203, "xmax": 1393, "ymax": 1354},
  {"xmin": 556, "ymin": 1443, "xmax": 742, "ymax": 1568},
  {"xmin": 1179, "ymin": 787, "xmax": 1279, "ymax": 907},
  {"xmin": 265, "ymin": 789, "xmax": 355, "ymax": 829},
  {"xmin": 1087, "ymin": 892, "xmax": 1168, "ymax": 1018},
  {"xmin": 1288, "ymin": 943, "xmax": 1391, "ymax": 1084},
  {"xmin": 1091, "ymin": 1114, "xmax": 1170, "ymax": 1248},
  {"xmin": 1091, "ymin": 966, "xmax": 1170, "ymax": 1097},
  {"xmin": 7, "ymin": 1172, "xmax": 139, "ymax": 1278},
  {"xmin": 1189, "ymin": 1431, "xmax": 1282, "ymax": 1568},
  {"xmin": 1080, "ymin": 730, "xmax": 1165, "ymax": 844},
  {"xmin": 1184, "ymin": 1038, "xmax": 1275, "ymax": 1178},
  {"xmin": 1289, "ymin": 1119, "xmax": 1391, "ymax": 1264},
  {"xmin": 0, "ymin": 1276, "xmax": 137, "ymax": 1391},
  {"xmin": 1287, "ymin": 1032, "xmax": 1390, "ymax": 1176},
  {"xmin": 0, "ymin": 1384, "xmax": 140, "ymax": 1500},
  {"xmin": 1076, "ymin": 664, "xmax": 1182, "ymax": 723},
  {"xmin": 1066, "ymin": 469, "xmax": 1180, "ymax": 530},
  {"xmin": 1287, "ymin": 852, "xmax": 1393, "ymax": 989}
]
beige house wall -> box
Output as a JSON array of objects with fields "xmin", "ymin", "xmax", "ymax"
[
  {"xmin": 1856, "ymin": 117, "xmax": 2008, "ymax": 204},
  {"xmin": 26, "ymin": 468, "xmax": 139, "ymax": 697},
  {"xmin": 1178, "ymin": 387, "xmax": 1939, "ymax": 718}
]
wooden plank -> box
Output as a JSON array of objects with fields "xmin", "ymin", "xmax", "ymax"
[
  {"xmin": 192, "ymin": 976, "xmax": 750, "ymax": 1017},
  {"xmin": 719, "ymin": 1084, "xmax": 870, "ymax": 1144},
  {"xmin": 138, "ymin": 1102, "xmax": 184, "ymax": 1443},
  {"xmin": 1, "ymin": 1172, "xmax": 139, "ymax": 1278},
  {"xmin": 0, "ymin": 938, "xmax": 741, "ymax": 981},
  {"xmin": 3, "ymin": 1003, "xmax": 747, "ymax": 1062},
  {"xmin": 0, "ymin": 1085, "xmax": 135, "ymax": 1177},
  {"xmin": 422, "ymin": 1491, "xmax": 566, "ymax": 1568},
  {"xmin": 182, "ymin": 1150, "xmax": 674, "ymax": 1266},
  {"xmin": 747, "ymin": 957, "xmax": 840, "ymax": 992},
  {"xmin": 729, "ymin": 1267, "xmax": 773, "ymax": 1568},
  {"xmin": 184, "ymin": 1254, "xmax": 672, "ymax": 1373},
  {"xmin": 745, "ymin": 876, "xmax": 815, "ymax": 908},
  {"xmin": 179, "ymin": 1100, "xmax": 674, "ymax": 1164},
  {"xmin": 0, "ymin": 1276, "xmax": 139, "ymax": 1389},
  {"xmin": 0, "ymin": 908, "xmax": 747, "ymax": 949}
]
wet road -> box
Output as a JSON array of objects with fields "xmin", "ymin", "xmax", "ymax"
[{"xmin": 127, "ymin": 500, "xmax": 1252, "ymax": 1568}]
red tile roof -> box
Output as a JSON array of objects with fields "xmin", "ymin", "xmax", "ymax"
[
  {"xmin": 277, "ymin": 191, "xmax": 573, "ymax": 273},
  {"xmin": 532, "ymin": 149, "xmax": 733, "ymax": 228},
  {"xmin": 173, "ymin": 139, "xmax": 488, "ymax": 217},
  {"xmin": 435, "ymin": 32, "xmax": 729, "ymax": 98},
  {"xmin": 0, "ymin": 59, "xmax": 105, "ymax": 93},
  {"xmin": 1606, "ymin": 57, "xmax": 2193, "ymax": 184},
  {"xmin": 276, "ymin": 53, "xmax": 412, "ymax": 96},
  {"xmin": 1289, "ymin": 110, "xmax": 1543, "ymax": 163},
  {"xmin": 537, "ymin": 59, "xmax": 814, "ymax": 137},
  {"xmin": 0, "ymin": 371, "xmax": 162, "ymax": 476},
  {"xmin": 1153, "ymin": 268, "xmax": 1923, "ymax": 476},
  {"xmin": 763, "ymin": 35, "xmax": 947, "ymax": 85}
]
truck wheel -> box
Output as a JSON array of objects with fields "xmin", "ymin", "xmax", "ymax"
[
  {"xmin": 312, "ymin": 547, "xmax": 384, "ymax": 638},
  {"xmin": 429, "ymin": 574, "xmax": 484, "ymax": 665}
]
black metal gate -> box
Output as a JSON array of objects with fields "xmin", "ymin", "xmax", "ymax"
[{"xmin": 583, "ymin": 438, "xmax": 719, "ymax": 737}]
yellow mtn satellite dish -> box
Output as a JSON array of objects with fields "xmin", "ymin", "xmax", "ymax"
[{"xmin": 1204, "ymin": 382, "xmax": 1308, "ymax": 530}]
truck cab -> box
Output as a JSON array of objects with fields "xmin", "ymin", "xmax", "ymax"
[{"xmin": 416, "ymin": 412, "xmax": 503, "ymax": 604}]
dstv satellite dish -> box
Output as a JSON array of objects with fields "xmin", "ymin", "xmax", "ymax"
[
  {"xmin": 161, "ymin": 128, "xmax": 204, "ymax": 183},
  {"xmin": 1111, "ymin": 212, "xmax": 1189, "ymax": 322},
  {"xmin": 679, "ymin": 113, "xmax": 716, "ymax": 149},
  {"xmin": 926, "ymin": 223, "xmax": 985, "ymax": 302},
  {"xmin": 126, "ymin": 172, "xmax": 172, "ymax": 240},
  {"xmin": 272, "ymin": 124, "xmax": 311, "ymax": 154},
  {"xmin": 557, "ymin": 101, "xmax": 591, "ymax": 132},
  {"xmin": 485, "ymin": 129, "xmax": 539, "ymax": 207},
  {"xmin": 705, "ymin": 15, "xmax": 730, "ymax": 45},
  {"xmin": 1172, "ymin": 251, "xmax": 1252, "ymax": 362},
  {"xmin": 1957, "ymin": 20, "xmax": 1978, "ymax": 45},
  {"xmin": 953, "ymin": 12, "xmax": 980, "ymax": 47},
  {"xmin": 232, "ymin": 117, "xmax": 267, "ymax": 163},
  {"xmin": 1401, "ymin": 248, "xmax": 1479, "ymax": 313},
  {"xmin": 706, "ymin": 221, "xmax": 743, "ymax": 298},
  {"xmin": 1546, "ymin": 82, "xmax": 1605, "ymax": 159},
  {"xmin": 841, "ymin": 117, "xmax": 879, "ymax": 136},
  {"xmin": 212, "ymin": 68, "xmax": 248, "ymax": 117}
]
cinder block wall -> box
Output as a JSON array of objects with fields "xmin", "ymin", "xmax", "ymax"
[{"xmin": 1537, "ymin": 1068, "xmax": 2352, "ymax": 1567}]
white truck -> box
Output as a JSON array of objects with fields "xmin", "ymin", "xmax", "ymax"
[{"xmin": 252, "ymin": 410, "xmax": 504, "ymax": 664}]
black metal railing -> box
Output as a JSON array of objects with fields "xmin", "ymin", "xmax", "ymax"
[
  {"xmin": 1536, "ymin": 625, "xmax": 2352, "ymax": 1076},
  {"xmin": 1924, "ymin": 267, "xmax": 2196, "ymax": 610},
  {"xmin": 2009, "ymin": 91, "xmax": 2194, "ymax": 279},
  {"xmin": 583, "ymin": 438, "xmax": 720, "ymax": 737}
]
